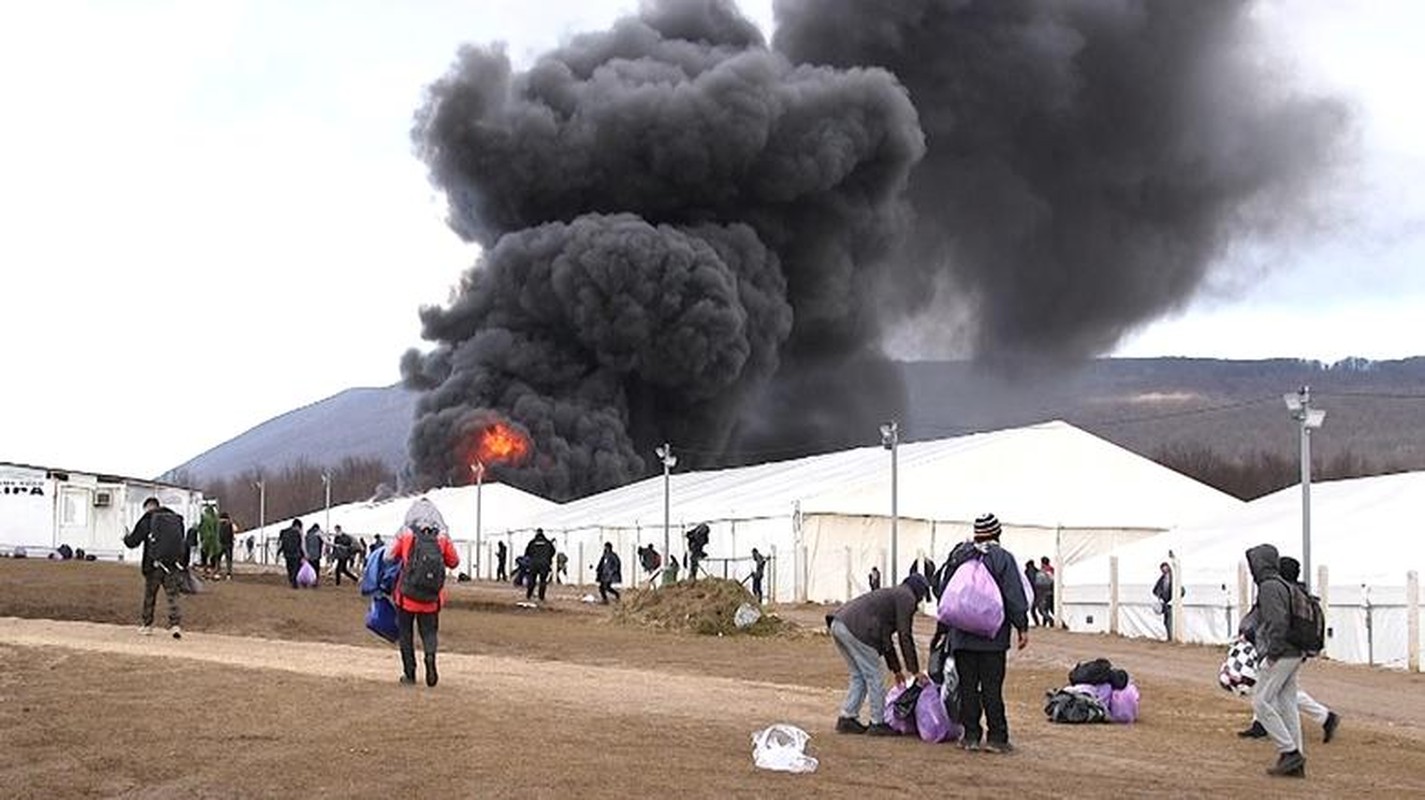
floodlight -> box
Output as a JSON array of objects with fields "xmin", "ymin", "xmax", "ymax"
[
  {"xmin": 1304, "ymin": 409, "xmax": 1325, "ymax": 429},
  {"xmin": 1283, "ymin": 392, "xmax": 1303, "ymax": 413}
]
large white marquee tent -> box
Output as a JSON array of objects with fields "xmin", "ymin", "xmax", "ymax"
[
  {"xmin": 1061, "ymin": 470, "xmax": 1425, "ymax": 669},
  {"xmin": 521, "ymin": 421, "xmax": 1243, "ymax": 602}
]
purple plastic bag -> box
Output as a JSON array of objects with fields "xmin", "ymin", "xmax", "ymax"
[
  {"xmin": 884, "ymin": 683, "xmax": 918, "ymax": 734},
  {"xmin": 1107, "ymin": 683, "xmax": 1140, "ymax": 723},
  {"xmin": 915, "ymin": 682, "xmax": 963, "ymax": 743},
  {"xmin": 297, "ymin": 559, "xmax": 317, "ymax": 587},
  {"xmin": 938, "ymin": 558, "xmax": 1005, "ymax": 637},
  {"xmin": 1068, "ymin": 682, "xmax": 1114, "ymax": 707}
]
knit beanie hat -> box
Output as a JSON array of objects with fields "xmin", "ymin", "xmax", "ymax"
[{"xmin": 973, "ymin": 513, "xmax": 1002, "ymax": 540}]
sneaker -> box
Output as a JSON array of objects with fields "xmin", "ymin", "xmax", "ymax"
[
  {"xmin": 983, "ymin": 741, "xmax": 1015, "ymax": 754},
  {"xmin": 1323, "ymin": 712, "xmax": 1340, "ymax": 744},
  {"xmin": 425, "ymin": 658, "xmax": 439, "ymax": 687},
  {"xmin": 138, "ymin": 625, "xmax": 153, "ymax": 636},
  {"xmin": 866, "ymin": 723, "xmax": 899, "ymax": 737},
  {"xmin": 1267, "ymin": 750, "xmax": 1306, "ymax": 777},
  {"xmin": 959, "ymin": 739, "xmax": 981, "ymax": 752},
  {"xmin": 169, "ymin": 625, "xmax": 182, "ymax": 640},
  {"xmin": 1238, "ymin": 720, "xmax": 1268, "ymax": 739},
  {"xmin": 835, "ymin": 716, "xmax": 868, "ymax": 734}
]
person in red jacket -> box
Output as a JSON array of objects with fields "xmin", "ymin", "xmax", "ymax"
[{"xmin": 386, "ymin": 498, "xmax": 460, "ymax": 687}]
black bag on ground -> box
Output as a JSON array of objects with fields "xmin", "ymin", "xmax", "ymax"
[
  {"xmin": 148, "ymin": 511, "xmax": 186, "ymax": 567},
  {"xmin": 1068, "ymin": 658, "xmax": 1114, "ymax": 687},
  {"xmin": 400, "ymin": 529, "xmax": 446, "ymax": 603},
  {"xmin": 1044, "ymin": 689, "xmax": 1108, "ymax": 724}
]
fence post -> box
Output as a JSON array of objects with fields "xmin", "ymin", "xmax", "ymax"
[
  {"xmin": 1169, "ymin": 555, "xmax": 1183, "ymax": 643},
  {"xmin": 1108, "ymin": 556, "xmax": 1119, "ymax": 636},
  {"xmin": 1052, "ymin": 525, "xmax": 1064, "ymax": 628},
  {"xmin": 1317, "ymin": 565, "xmax": 1330, "ymax": 659},
  {"xmin": 769, "ymin": 545, "xmax": 778, "ymax": 602},
  {"xmin": 1408, "ymin": 570, "xmax": 1420, "ymax": 673},
  {"xmin": 799, "ymin": 545, "xmax": 809, "ymax": 603},
  {"xmin": 845, "ymin": 545, "xmax": 853, "ymax": 601},
  {"xmin": 578, "ymin": 541, "xmax": 585, "ymax": 586}
]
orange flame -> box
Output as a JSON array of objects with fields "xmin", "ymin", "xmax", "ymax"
[{"xmin": 472, "ymin": 422, "xmax": 530, "ymax": 467}]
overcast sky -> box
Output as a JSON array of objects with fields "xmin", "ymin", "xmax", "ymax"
[{"xmin": 1, "ymin": 0, "xmax": 1421, "ymax": 480}]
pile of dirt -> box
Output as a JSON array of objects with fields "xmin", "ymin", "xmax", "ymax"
[{"xmin": 613, "ymin": 579, "xmax": 797, "ymax": 637}]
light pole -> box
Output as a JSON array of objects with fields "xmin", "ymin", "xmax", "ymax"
[
  {"xmin": 472, "ymin": 461, "xmax": 485, "ymax": 581},
  {"xmin": 655, "ymin": 443, "xmax": 677, "ymax": 566},
  {"xmin": 880, "ymin": 420, "xmax": 899, "ymax": 581},
  {"xmin": 253, "ymin": 479, "xmax": 266, "ymax": 564},
  {"xmin": 1284, "ymin": 386, "xmax": 1326, "ymax": 592},
  {"xmin": 321, "ymin": 471, "xmax": 332, "ymax": 534}
]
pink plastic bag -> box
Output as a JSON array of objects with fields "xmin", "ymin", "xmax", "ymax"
[
  {"xmin": 297, "ymin": 559, "xmax": 317, "ymax": 587},
  {"xmin": 884, "ymin": 683, "xmax": 918, "ymax": 734},
  {"xmin": 915, "ymin": 682, "xmax": 963, "ymax": 743},
  {"xmin": 1107, "ymin": 683, "xmax": 1140, "ymax": 724},
  {"xmin": 937, "ymin": 558, "xmax": 1004, "ymax": 637},
  {"xmin": 1068, "ymin": 682, "xmax": 1114, "ymax": 707}
]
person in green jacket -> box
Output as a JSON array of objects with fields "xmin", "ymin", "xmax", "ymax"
[{"xmin": 197, "ymin": 506, "xmax": 220, "ymax": 578}]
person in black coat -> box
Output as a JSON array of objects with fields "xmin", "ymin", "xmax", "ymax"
[
  {"xmin": 496, "ymin": 540, "xmax": 509, "ymax": 582},
  {"xmin": 596, "ymin": 543, "xmax": 622, "ymax": 604},
  {"xmin": 524, "ymin": 529, "xmax": 556, "ymax": 601},
  {"xmin": 278, "ymin": 520, "xmax": 305, "ymax": 589}
]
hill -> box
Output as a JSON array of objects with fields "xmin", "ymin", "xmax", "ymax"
[{"xmin": 168, "ymin": 357, "xmax": 1425, "ymax": 489}]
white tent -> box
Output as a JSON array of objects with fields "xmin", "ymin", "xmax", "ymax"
[
  {"xmin": 238, "ymin": 483, "xmax": 557, "ymax": 576},
  {"xmin": 529, "ymin": 421, "xmax": 1243, "ymax": 602},
  {"xmin": 1061, "ymin": 471, "xmax": 1425, "ymax": 669}
]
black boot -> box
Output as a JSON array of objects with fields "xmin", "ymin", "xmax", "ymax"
[
  {"xmin": 1267, "ymin": 750, "xmax": 1306, "ymax": 777},
  {"xmin": 1237, "ymin": 720, "xmax": 1268, "ymax": 738},
  {"xmin": 425, "ymin": 655, "xmax": 438, "ymax": 687}
]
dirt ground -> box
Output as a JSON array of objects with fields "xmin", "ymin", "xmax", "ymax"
[{"xmin": 2, "ymin": 560, "xmax": 1423, "ymax": 799}]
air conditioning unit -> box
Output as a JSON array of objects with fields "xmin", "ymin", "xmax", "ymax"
[{"xmin": 93, "ymin": 491, "xmax": 113, "ymax": 508}]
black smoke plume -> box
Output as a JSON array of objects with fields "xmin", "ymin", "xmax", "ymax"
[
  {"xmin": 403, "ymin": 0, "xmax": 923, "ymax": 497},
  {"xmin": 774, "ymin": 0, "xmax": 1349, "ymax": 363},
  {"xmin": 404, "ymin": 0, "xmax": 1347, "ymax": 499}
]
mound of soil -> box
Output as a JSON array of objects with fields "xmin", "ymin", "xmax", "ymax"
[{"xmin": 613, "ymin": 578, "xmax": 797, "ymax": 637}]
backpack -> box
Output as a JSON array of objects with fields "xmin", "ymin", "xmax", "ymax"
[
  {"xmin": 937, "ymin": 553, "xmax": 1005, "ymax": 637},
  {"xmin": 1275, "ymin": 577, "xmax": 1326, "ymax": 656},
  {"xmin": 1067, "ymin": 658, "xmax": 1129, "ymax": 690},
  {"xmin": 148, "ymin": 511, "xmax": 186, "ymax": 567},
  {"xmin": 400, "ymin": 529, "xmax": 446, "ymax": 603},
  {"xmin": 1044, "ymin": 688, "xmax": 1108, "ymax": 724}
]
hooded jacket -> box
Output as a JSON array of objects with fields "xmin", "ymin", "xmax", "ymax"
[
  {"xmin": 387, "ymin": 498, "xmax": 460, "ymax": 613},
  {"xmin": 831, "ymin": 581, "xmax": 924, "ymax": 674},
  {"xmin": 1246, "ymin": 544, "xmax": 1301, "ymax": 660},
  {"xmin": 278, "ymin": 524, "xmax": 304, "ymax": 559},
  {"xmin": 305, "ymin": 527, "xmax": 324, "ymax": 561}
]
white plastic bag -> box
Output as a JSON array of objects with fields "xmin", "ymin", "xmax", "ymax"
[
  {"xmin": 752, "ymin": 724, "xmax": 818, "ymax": 773},
  {"xmin": 734, "ymin": 603, "xmax": 762, "ymax": 629}
]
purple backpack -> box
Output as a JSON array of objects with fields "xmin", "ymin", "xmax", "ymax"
[
  {"xmin": 1107, "ymin": 683, "xmax": 1140, "ymax": 724},
  {"xmin": 937, "ymin": 556, "xmax": 1004, "ymax": 637}
]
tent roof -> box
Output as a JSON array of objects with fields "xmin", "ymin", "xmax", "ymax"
[
  {"xmin": 533, "ymin": 421, "xmax": 1241, "ymax": 532},
  {"xmin": 244, "ymin": 482, "xmax": 557, "ymax": 541},
  {"xmin": 1065, "ymin": 470, "xmax": 1425, "ymax": 587}
]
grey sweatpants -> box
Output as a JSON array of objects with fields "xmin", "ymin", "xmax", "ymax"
[
  {"xmin": 831, "ymin": 619, "xmax": 886, "ymax": 723},
  {"xmin": 1253, "ymin": 656, "xmax": 1304, "ymax": 754}
]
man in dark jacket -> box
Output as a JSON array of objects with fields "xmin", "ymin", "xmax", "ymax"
[
  {"xmin": 1246, "ymin": 543, "xmax": 1308, "ymax": 778},
  {"xmin": 828, "ymin": 573, "xmax": 931, "ymax": 736},
  {"xmin": 122, "ymin": 497, "xmax": 185, "ymax": 638},
  {"xmin": 331, "ymin": 525, "xmax": 359, "ymax": 586},
  {"xmin": 750, "ymin": 548, "xmax": 768, "ymax": 604},
  {"xmin": 524, "ymin": 529, "xmax": 556, "ymax": 601},
  {"xmin": 278, "ymin": 520, "xmax": 305, "ymax": 589},
  {"xmin": 596, "ymin": 542, "xmax": 622, "ymax": 604},
  {"xmin": 936, "ymin": 513, "xmax": 1029, "ymax": 753},
  {"xmin": 304, "ymin": 524, "xmax": 324, "ymax": 587},
  {"xmin": 1153, "ymin": 562, "xmax": 1176, "ymax": 640},
  {"xmin": 496, "ymin": 540, "xmax": 508, "ymax": 582},
  {"xmin": 217, "ymin": 512, "xmax": 237, "ymax": 579}
]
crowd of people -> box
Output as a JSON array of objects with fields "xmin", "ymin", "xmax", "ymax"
[{"xmin": 123, "ymin": 498, "xmax": 1343, "ymax": 778}]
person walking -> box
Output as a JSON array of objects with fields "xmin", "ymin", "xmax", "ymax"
[
  {"xmin": 244, "ymin": 534, "xmax": 255, "ymax": 563},
  {"xmin": 1035, "ymin": 559, "xmax": 1056, "ymax": 627},
  {"xmin": 1153, "ymin": 562, "xmax": 1176, "ymax": 641},
  {"xmin": 596, "ymin": 543, "xmax": 622, "ymax": 604},
  {"xmin": 524, "ymin": 529, "xmax": 556, "ymax": 602},
  {"xmin": 217, "ymin": 512, "xmax": 237, "ymax": 580},
  {"xmin": 122, "ymin": 497, "xmax": 186, "ymax": 638},
  {"xmin": 198, "ymin": 506, "xmax": 220, "ymax": 579},
  {"xmin": 304, "ymin": 524, "xmax": 325, "ymax": 588},
  {"xmin": 496, "ymin": 540, "xmax": 509, "ymax": 582},
  {"xmin": 1238, "ymin": 555, "xmax": 1341, "ymax": 746},
  {"xmin": 278, "ymin": 520, "xmax": 305, "ymax": 589},
  {"xmin": 1246, "ymin": 543, "xmax": 1309, "ymax": 777},
  {"xmin": 386, "ymin": 498, "xmax": 460, "ymax": 687},
  {"xmin": 555, "ymin": 550, "xmax": 569, "ymax": 585},
  {"xmin": 751, "ymin": 548, "xmax": 768, "ymax": 604},
  {"xmin": 1024, "ymin": 561, "xmax": 1043, "ymax": 627},
  {"xmin": 331, "ymin": 525, "xmax": 360, "ymax": 586},
  {"xmin": 829, "ymin": 573, "xmax": 931, "ymax": 736},
  {"xmin": 868, "ymin": 565, "xmax": 881, "ymax": 591},
  {"xmin": 937, "ymin": 513, "xmax": 1030, "ymax": 753}
]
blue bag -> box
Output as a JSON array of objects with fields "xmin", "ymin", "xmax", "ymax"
[
  {"xmin": 365, "ymin": 595, "xmax": 399, "ymax": 643},
  {"xmin": 360, "ymin": 546, "xmax": 401, "ymax": 597}
]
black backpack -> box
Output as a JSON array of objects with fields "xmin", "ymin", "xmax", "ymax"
[
  {"xmin": 1068, "ymin": 658, "xmax": 1114, "ymax": 687},
  {"xmin": 1275, "ymin": 578, "xmax": 1326, "ymax": 656},
  {"xmin": 148, "ymin": 511, "xmax": 186, "ymax": 567},
  {"xmin": 401, "ymin": 529, "xmax": 446, "ymax": 603}
]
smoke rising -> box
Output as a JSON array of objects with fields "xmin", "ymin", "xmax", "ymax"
[
  {"xmin": 774, "ymin": 0, "xmax": 1350, "ymax": 363},
  {"xmin": 404, "ymin": 0, "xmax": 1347, "ymax": 498},
  {"xmin": 403, "ymin": 0, "xmax": 922, "ymax": 497}
]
